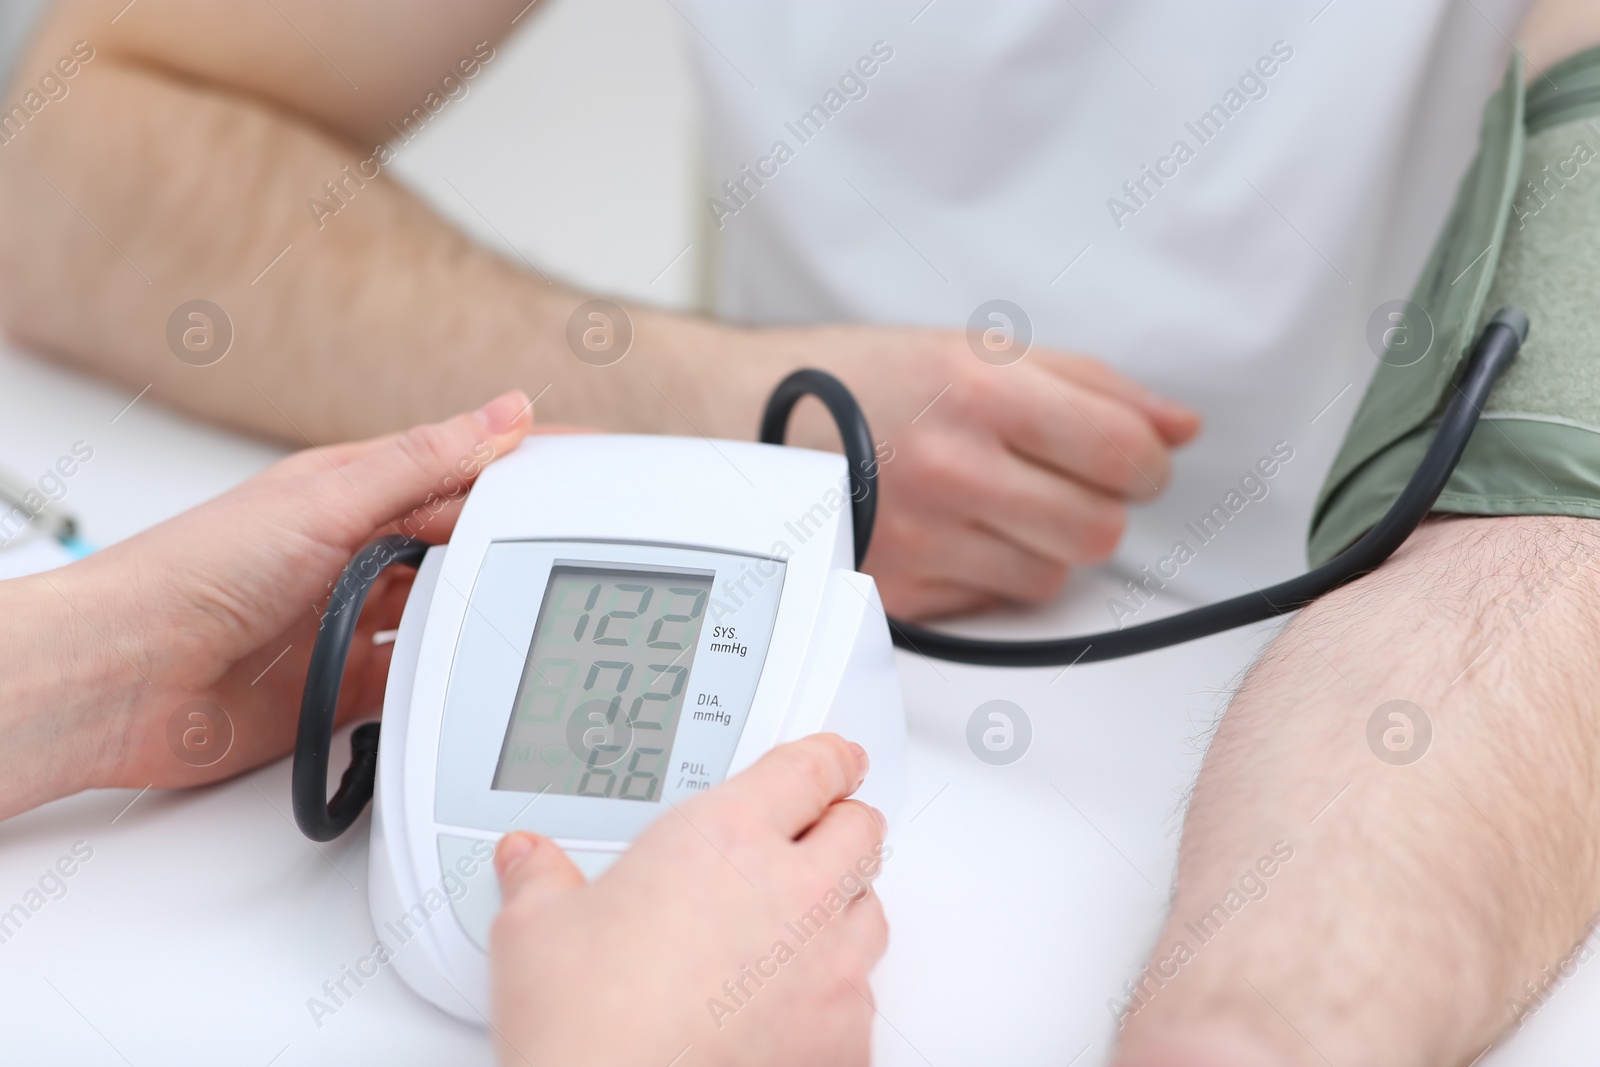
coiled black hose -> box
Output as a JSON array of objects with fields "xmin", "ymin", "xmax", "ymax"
[
  {"xmin": 293, "ymin": 535, "xmax": 427, "ymax": 841},
  {"xmin": 292, "ymin": 308, "xmax": 1526, "ymax": 840},
  {"xmin": 758, "ymin": 308, "xmax": 1528, "ymax": 666}
]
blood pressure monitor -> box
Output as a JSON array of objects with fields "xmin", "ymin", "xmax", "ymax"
[
  {"xmin": 299, "ymin": 324, "xmax": 1528, "ymax": 1023},
  {"xmin": 355, "ymin": 434, "xmax": 905, "ymax": 1021}
]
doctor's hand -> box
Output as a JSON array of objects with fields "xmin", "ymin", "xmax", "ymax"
[
  {"xmin": 489, "ymin": 733, "xmax": 890, "ymax": 1067},
  {"xmin": 775, "ymin": 326, "xmax": 1200, "ymax": 619},
  {"xmin": 0, "ymin": 392, "xmax": 540, "ymax": 819}
]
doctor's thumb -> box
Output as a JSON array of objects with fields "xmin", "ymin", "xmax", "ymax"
[
  {"xmin": 495, "ymin": 831, "xmax": 586, "ymax": 905},
  {"xmin": 330, "ymin": 391, "xmax": 534, "ymax": 537}
]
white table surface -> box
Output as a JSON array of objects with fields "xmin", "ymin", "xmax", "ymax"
[{"xmin": 0, "ymin": 339, "xmax": 1596, "ymax": 1067}]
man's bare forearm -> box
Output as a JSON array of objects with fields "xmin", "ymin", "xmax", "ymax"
[
  {"xmin": 1116, "ymin": 515, "xmax": 1600, "ymax": 1066},
  {"xmin": 1118, "ymin": 8, "xmax": 1600, "ymax": 1061},
  {"xmin": 0, "ymin": 5, "xmax": 768, "ymax": 443}
]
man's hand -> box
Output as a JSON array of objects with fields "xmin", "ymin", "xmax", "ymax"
[
  {"xmin": 779, "ymin": 325, "xmax": 1198, "ymax": 617},
  {"xmin": 0, "ymin": 391, "xmax": 548, "ymax": 817},
  {"xmin": 490, "ymin": 734, "xmax": 889, "ymax": 1067}
]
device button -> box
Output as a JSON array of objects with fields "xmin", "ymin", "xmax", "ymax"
[
  {"xmin": 437, "ymin": 837, "xmax": 624, "ymax": 950},
  {"xmin": 438, "ymin": 834, "xmax": 501, "ymax": 952}
]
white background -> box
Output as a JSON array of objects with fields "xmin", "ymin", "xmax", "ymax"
[{"xmin": 1, "ymin": 1, "xmax": 1598, "ymax": 1064}]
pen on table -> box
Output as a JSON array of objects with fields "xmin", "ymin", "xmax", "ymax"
[{"xmin": 0, "ymin": 462, "xmax": 94, "ymax": 557}]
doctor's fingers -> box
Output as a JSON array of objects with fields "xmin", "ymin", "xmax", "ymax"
[
  {"xmin": 358, "ymin": 426, "xmax": 601, "ymax": 543},
  {"xmin": 494, "ymin": 831, "xmax": 586, "ymax": 912},
  {"xmin": 988, "ymin": 368, "xmax": 1175, "ymax": 501},
  {"xmin": 794, "ymin": 801, "xmax": 891, "ymax": 958},
  {"xmin": 707, "ymin": 734, "xmax": 870, "ymax": 841},
  {"xmin": 307, "ymin": 391, "xmax": 529, "ymax": 467},
  {"xmin": 781, "ymin": 813, "xmax": 889, "ymax": 975},
  {"xmin": 796, "ymin": 799, "xmax": 886, "ymax": 878},
  {"xmin": 296, "ymin": 391, "xmax": 533, "ymax": 539},
  {"xmin": 806, "ymin": 882, "xmax": 889, "ymax": 973}
]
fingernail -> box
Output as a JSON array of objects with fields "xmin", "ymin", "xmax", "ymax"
[
  {"xmin": 496, "ymin": 831, "xmax": 536, "ymax": 875},
  {"xmin": 474, "ymin": 391, "xmax": 530, "ymax": 434},
  {"xmin": 849, "ymin": 742, "xmax": 869, "ymax": 786},
  {"xmin": 869, "ymin": 804, "xmax": 887, "ymax": 832}
]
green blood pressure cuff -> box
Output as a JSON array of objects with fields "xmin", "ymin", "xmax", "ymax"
[{"xmin": 1309, "ymin": 46, "xmax": 1600, "ymax": 564}]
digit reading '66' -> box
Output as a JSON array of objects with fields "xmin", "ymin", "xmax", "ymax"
[{"xmin": 966, "ymin": 699, "xmax": 1032, "ymax": 765}]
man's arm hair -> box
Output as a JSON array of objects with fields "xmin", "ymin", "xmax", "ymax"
[
  {"xmin": 30, "ymin": 0, "xmax": 533, "ymax": 145},
  {"xmin": 1115, "ymin": 514, "xmax": 1600, "ymax": 1066},
  {"xmin": 0, "ymin": 1, "xmax": 1214, "ymax": 623},
  {"xmin": 1114, "ymin": 6, "xmax": 1600, "ymax": 1063},
  {"xmin": 0, "ymin": 0, "xmax": 758, "ymax": 442}
]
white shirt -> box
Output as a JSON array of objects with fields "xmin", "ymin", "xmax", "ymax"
[{"xmin": 680, "ymin": 0, "xmax": 1531, "ymax": 607}]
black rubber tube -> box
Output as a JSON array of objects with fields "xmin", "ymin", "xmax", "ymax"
[
  {"xmin": 760, "ymin": 308, "xmax": 1527, "ymax": 666},
  {"xmin": 293, "ymin": 535, "xmax": 428, "ymax": 841},
  {"xmin": 759, "ymin": 368, "xmax": 879, "ymax": 568},
  {"xmin": 290, "ymin": 310, "xmax": 1526, "ymax": 842}
]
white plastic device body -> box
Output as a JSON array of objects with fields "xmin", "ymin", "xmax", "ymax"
[{"xmin": 367, "ymin": 434, "xmax": 905, "ymax": 1022}]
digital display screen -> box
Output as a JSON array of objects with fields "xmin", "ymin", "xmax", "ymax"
[{"xmin": 492, "ymin": 565, "xmax": 712, "ymax": 802}]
